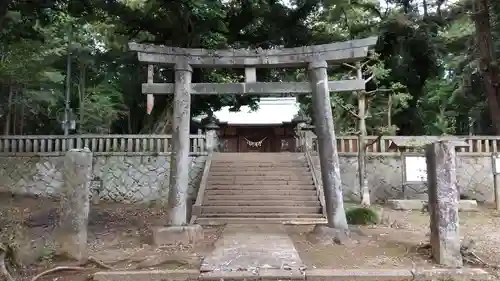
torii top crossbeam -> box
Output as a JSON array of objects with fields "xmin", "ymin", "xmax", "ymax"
[{"xmin": 128, "ymin": 37, "xmax": 377, "ymax": 68}]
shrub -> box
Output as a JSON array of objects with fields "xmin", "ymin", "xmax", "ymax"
[{"xmin": 345, "ymin": 207, "xmax": 379, "ymax": 225}]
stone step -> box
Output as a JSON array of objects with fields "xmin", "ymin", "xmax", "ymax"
[
  {"xmin": 211, "ymin": 163, "xmax": 308, "ymax": 168},
  {"xmin": 196, "ymin": 217, "xmax": 327, "ymax": 225},
  {"xmin": 206, "ymin": 185, "xmax": 316, "ymax": 190},
  {"xmin": 205, "ymin": 189, "xmax": 317, "ymax": 196},
  {"xmin": 212, "ymin": 160, "xmax": 306, "ymax": 164},
  {"xmin": 201, "ymin": 206, "xmax": 321, "ymax": 214},
  {"xmin": 210, "ymin": 167, "xmax": 310, "ymax": 172},
  {"xmin": 204, "ymin": 194, "xmax": 319, "ymax": 201},
  {"xmin": 213, "ymin": 152, "xmax": 304, "ymax": 158},
  {"xmin": 203, "ymin": 200, "xmax": 321, "ymax": 206},
  {"xmin": 207, "ymin": 179, "xmax": 314, "ymax": 185},
  {"xmin": 208, "ymin": 175, "xmax": 313, "ymax": 181},
  {"xmin": 200, "ymin": 213, "xmax": 324, "ymax": 218},
  {"xmin": 208, "ymin": 171, "xmax": 313, "ymax": 176}
]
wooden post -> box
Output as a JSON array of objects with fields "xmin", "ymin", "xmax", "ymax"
[
  {"xmin": 168, "ymin": 61, "xmax": 192, "ymax": 226},
  {"xmin": 491, "ymin": 153, "xmax": 500, "ymax": 210},
  {"xmin": 308, "ymin": 60, "xmax": 348, "ymax": 230},
  {"xmin": 426, "ymin": 141, "xmax": 462, "ymax": 267}
]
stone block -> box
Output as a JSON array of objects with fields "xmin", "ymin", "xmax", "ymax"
[
  {"xmin": 387, "ymin": 199, "xmax": 478, "ymax": 212},
  {"xmin": 55, "ymin": 148, "xmax": 92, "ymax": 261},
  {"xmin": 425, "ymin": 141, "xmax": 463, "ymax": 267},
  {"xmin": 306, "ymin": 269, "xmax": 412, "ymax": 281},
  {"xmin": 152, "ymin": 225, "xmax": 203, "ymax": 246},
  {"xmin": 93, "ymin": 269, "xmax": 200, "ymax": 281},
  {"xmin": 413, "ymin": 268, "xmax": 490, "ymax": 281},
  {"xmin": 200, "ymin": 269, "xmax": 304, "ymax": 281},
  {"xmin": 200, "ymin": 271, "xmax": 260, "ymax": 281}
]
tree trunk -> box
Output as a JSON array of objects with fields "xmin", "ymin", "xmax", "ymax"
[
  {"xmin": 78, "ymin": 63, "xmax": 86, "ymax": 133},
  {"xmin": 19, "ymin": 88, "xmax": 24, "ymax": 134},
  {"xmin": 4, "ymin": 85, "xmax": 13, "ymax": 136},
  {"xmin": 0, "ymin": 0, "xmax": 13, "ymax": 28},
  {"xmin": 140, "ymin": 101, "xmax": 174, "ymax": 134},
  {"xmin": 354, "ymin": 63, "xmax": 370, "ymax": 207},
  {"xmin": 12, "ymin": 89, "xmax": 17, "ymax": 135},
  {"xmin": 473, "ymin": 0, "xmax": 500, "ymax": 134},
  {"xmin": 358, "ymin": 92, "xmax": 370, "ymax": 206},
  {"xmin": 387, "ymin": 94, "xmax": 392, "ymax": 128}
]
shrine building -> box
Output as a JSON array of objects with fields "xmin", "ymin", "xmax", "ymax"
[{"xmin": 193, "ymin": 97, "xmax": 307, "ymax": 153}]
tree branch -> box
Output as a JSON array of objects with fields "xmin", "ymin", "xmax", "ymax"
[
  {"xmin": 338, "ymin": 103, "xmax": 360, "ymax": 119},
  {"xmin": 0, "ymin": 245, "xmax": 14, "ymax": 281},
  {"xmin": 361, "ymin": 59, "xmax": 372, "ymax": 68},
  {"xmin": 364, "ymin": 74, "xmax": 375, "ymax": 83},
  {"xmin": 366, "ymin": 134, "xmax": 383, "ymax": 147},
  {"xmin": 343, "ymin": 62, "xmax": 357, "ymax": 70},
  {"xmin": 366, "ymin": 88, "xmax": 393, "ymax": 96}
]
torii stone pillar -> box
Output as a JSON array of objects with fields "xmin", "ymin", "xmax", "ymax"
[
  {"xmin": 308, "ymin": 60, "xmax": 348, "ymax": 229},
  {"xmin": 168, "ymin": 61, "xmax": 193, "ymax": 226}
]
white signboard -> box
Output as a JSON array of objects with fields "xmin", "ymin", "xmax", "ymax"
[
  {"xmin": 404, "ymin": 156, "xmax": 427, "ymax": 183},
  {"xmin": 493, "ymin": 154, "xmax": 500, "ymax": 174}
]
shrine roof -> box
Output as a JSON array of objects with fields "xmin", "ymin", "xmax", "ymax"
[{"xmin": 194, "ymin": 97, "xmax": 300, "ymax": 125}]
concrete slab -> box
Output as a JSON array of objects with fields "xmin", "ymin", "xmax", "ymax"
[
  {"xmin": 387, "ymin": 199, "xmax": 478, "ymax": 212},
  {"xmin": 201, "ymin": 224, "xmax": 304, "ymax": 272}
]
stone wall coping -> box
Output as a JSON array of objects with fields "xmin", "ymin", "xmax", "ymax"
[
  {"xmin": 0, "ymin": 152, "xmax": 208, "ymax": 157},
  {"xmin": 1, "ymin": 151, "xmax": 494, "ymax": 157}
]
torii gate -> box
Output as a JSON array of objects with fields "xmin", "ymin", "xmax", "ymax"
[{"xmin": 129, "ymin": 37, "xmax": 378, "ymax": 228}]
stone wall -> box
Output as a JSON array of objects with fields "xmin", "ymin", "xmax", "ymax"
[
  {"xmin": 312, "ymin": 154, "xmax": 494, "ymax": 203},
  {"xmin": 0, "ymin": 152, "xmax": 494, "ymax": 204},
  {"xmin": 0, "ymin": 154, "xmax": 206, "ymax": 203}
]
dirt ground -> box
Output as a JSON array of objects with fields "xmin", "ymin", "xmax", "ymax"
[
  {"xmin": 289, "ymin": 205, "xmax": 500, "ymax": 270},
  {"xmin": 0, "ymin": 193, "xmax": 222, "ymax": 281},
  {"xmin": 2, "ymin": 193, "xmax": 499, "ymax": 281}
]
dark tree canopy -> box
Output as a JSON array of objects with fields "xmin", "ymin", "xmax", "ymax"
[{"xmin": 0, "ymin": 0, "xmax": 499, "ymax": 135}]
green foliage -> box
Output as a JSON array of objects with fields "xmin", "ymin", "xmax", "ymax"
[
  {"xmin": 345, "ymin": 207, "xmax": 379, "ymax": 225},
  {"xmin": 0, "ymin": 0, "xmax": 498, "ymax": 135}
]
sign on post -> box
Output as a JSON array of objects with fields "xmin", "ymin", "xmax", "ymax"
[
  {"xmin": 403, "ymin": 155, "xmax": 428, "ymax": 184},
  {"xmin": 491, "ymin": 153, "xmax": 500, "ymax": 210},
  {"xmin": 492, "ymin": 153, "xmax": 500, "ymax": 175}
]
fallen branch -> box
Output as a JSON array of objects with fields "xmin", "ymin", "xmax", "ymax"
[
  {"xmin": 30, "ymin": 256, "xmax": 115, "ymax": 281},
  {"xmin": 30, "ymin": 266, "xmax": 87, "ymax": 281},
  {"xmin": 416, "ymin": 240, "xmax": 500, "ymax": 269},
  {"xmin": 0, "ymin": 244, "xmax": 15, "ymax": 281}
]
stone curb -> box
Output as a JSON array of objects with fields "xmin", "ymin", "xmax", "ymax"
[
  {"xmin": 93, "ymin": 268, "xmax": 490, "ymax": 281},
  {"xmin": 387, "ymin": 199, "xmax": 478, "ymax": 212}
]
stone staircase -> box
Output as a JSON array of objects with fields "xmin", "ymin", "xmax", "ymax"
[{"xmin": 194, "ymin": 153, "xmax": 326, "ymax": 225}]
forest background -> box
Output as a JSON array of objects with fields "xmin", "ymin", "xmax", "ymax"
[{"xmin": 1, "ymin": 0, "xmax": 499, "ymax": 136}]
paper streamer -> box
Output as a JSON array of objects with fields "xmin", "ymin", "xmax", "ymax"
[{"xmin": 146, "ymin": 94, "xmax": 154, "ymax": 115}]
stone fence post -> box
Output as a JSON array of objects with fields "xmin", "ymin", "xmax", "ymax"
[
  {"xmin": 425, "ymin": 141, "xmax": 462, "ymax": 267},
  {"xmin": 55, "ymin": 148, "xmax": 93, "ymax": 262}
]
